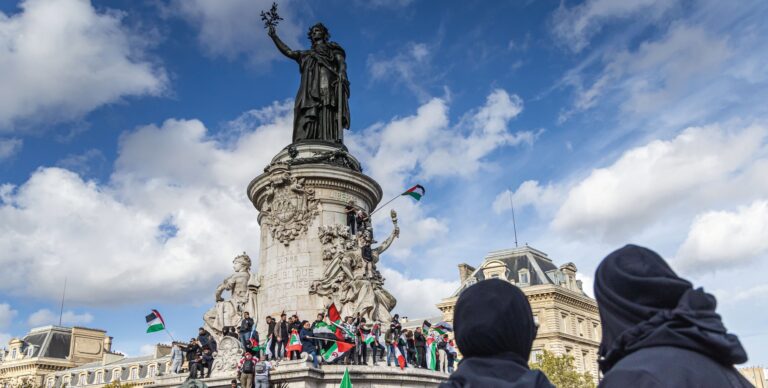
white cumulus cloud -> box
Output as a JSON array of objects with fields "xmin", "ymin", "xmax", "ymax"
[
  {"xmin": 380, "ymin": 267, "xmax": 459, "ymax": 319},
  {"xmin": 551, "ymin": 124, "xmax": 767, "ymax": 241},
  {"xmin": 676, "ymin": 200, "xmax": 768, "ymax": 272},
  {"xmin": 0, "ymin": 0, "xmax": 167, "ymax": 131},
  {"xmin": 27, "ymin": 309, "xmax": 94, "ymax": 327},
  {"xmin": 169, "ymin": 0, "xmax": 303, "ymax": 67}
]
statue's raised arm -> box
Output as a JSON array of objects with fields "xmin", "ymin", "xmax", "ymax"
[{"xmin": 268, "ymin": 25, "xmax": 299, "ymax": 61}]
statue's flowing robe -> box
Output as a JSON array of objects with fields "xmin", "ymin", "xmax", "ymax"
[{"xmin": 293, "ymin": 42, "xmax": 350, "ymax": 143}]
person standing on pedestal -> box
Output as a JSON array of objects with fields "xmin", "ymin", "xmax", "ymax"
[
  {"xmin": 238, "ymin": 312, "xmax": 254, "ymax": 350},
  {"xmin": 266, "ymin": 316, "xmax": 277, "ymax": 360},
  {"xmin": 289, "ymin": 315, "xmax": 303, "ymax": 360},
  {"xmin": 414, "ymin": 328, "xmax": 426, "ymax": 368},
  {"xmin": 274, "ymin": 313, "xmax": 289, "ymax": 361},
  {"xmin": 170, "ymin": 342, "xmax": 184, "ymax": 374},
  {"xmin": 357, "ymin": 317, "xmax": 370, "ymax": 365}
]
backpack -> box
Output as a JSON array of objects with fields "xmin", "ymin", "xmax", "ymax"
[
  {"xmin": 242, "ymin": 359, "xmax": 254, "ymax": 374},
  {"xmin": 254, "ymin": 361, "xmax": 267, "ymax": 374}
]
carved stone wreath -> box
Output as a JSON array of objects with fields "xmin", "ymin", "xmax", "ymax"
[
  {"xmin": 261, "ymin": 170, "xmax": 319, "ymax": 246},
  {"xmin": 210, "ymin": 337, "xmax": 242, "ymax": 376}
]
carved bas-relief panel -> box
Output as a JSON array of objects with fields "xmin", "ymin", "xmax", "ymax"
[
  {"xmin": 310, "ymin": 210, "xmax": 400, "ymax": 324},
  {"xmin": 261, "ymin": 170, "xmax": 319, "ymax": 246},
  {"xmin": 211, "ymin": 337, "xmax": 242, "ymax": 376}
]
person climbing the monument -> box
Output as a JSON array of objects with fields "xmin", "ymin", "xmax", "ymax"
[
  {"xmin": 238, "ymin": 311, "xmax": 255, "ymax": 350},
  {"xmin": 344, "ymin": 200, "xmax": 357, "ymax": 235},
  {"xmin": 594, "ymin": 245, "xmax": 753, "ymax": 388},
  {"xmin": 300, "ymin": 320, "xmax": 320, "ymax": 368},
  {"xmin": 253, "ymin": 354, "xmax": 272, "ymax": 388},
  {"xmin": 440, "ymin": 279, "xmax": 555, "ymax": 388},
  {"xmin": 274, "ymin": 313, "xmax": 289, "ymax": 361},
  {"xmin": 238, "ymin": 351, "xmax": 256, "ymax": 388}
]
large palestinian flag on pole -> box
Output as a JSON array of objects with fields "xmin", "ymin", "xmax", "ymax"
[
  {"xmin": 426, "ymin": 335, "xmax": 438, "ymax": 370},
  {"xmin": 286, "ymin": 329, "xmax": 302, "ymax": 352},
  {"xmin": 401, "ymin": 184, "xmax": 425, "ymax": 201},
  {"xmin": 145, "ymin": 310, "xmax": 165, "ymax": 333},
  {"xmin": 327, "ymin": 303, "xmax": 354, "ymax": 339},
  {"xmin": 321, "ymin": 340, "xmax": 354, "ymax": 363}
]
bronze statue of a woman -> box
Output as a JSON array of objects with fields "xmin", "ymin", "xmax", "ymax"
[{"xmin": 268, "ymin": 23, "xmax": 350, "ymax": 144}]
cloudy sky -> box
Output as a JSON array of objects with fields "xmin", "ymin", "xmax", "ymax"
[{"xmin": 1, "ymin": 0, "xmax": 767, "ymax": 364}]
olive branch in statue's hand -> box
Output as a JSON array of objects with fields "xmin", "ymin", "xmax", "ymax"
[{"xmin": 261, "ymin": 2, "xmax": 283, "ymax": 31}]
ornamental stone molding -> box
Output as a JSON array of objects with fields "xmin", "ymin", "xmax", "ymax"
[{"xmin": 260, "ymin": 169, "xmax": 319, "ymax": 246}]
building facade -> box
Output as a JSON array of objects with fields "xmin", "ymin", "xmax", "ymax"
[
  {"xmin": 436, "ymin": 245, "xmax": 601, "ymax": 379},
  {"xmin": 0, "ymin": 326, "xmax": 111, "ymax": 388},
  {"xmin": 44, "ymin": 345, "xmax": 172, "ymax": 388}
]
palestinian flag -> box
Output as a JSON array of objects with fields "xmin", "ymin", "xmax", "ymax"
[
  {"xmin": 393, "ymin": 345, "xmax": 406, "ymax": 369},
  {"xmin": 422, "ymin": 320, "xmax": 432, "ymax": 334},
  {"xmin": 340, "ymin": 368, "xmax": 353, "ymax": 388},
  {"xmin": 266, "ymin": 337, "xmax": 273, "ymax": 358},
  {"xmin": 327, "ymin": 304, "xmax": 345, "ymax": 339},
  {"xmin": 313, "ymin": 322, "xmax": 335, "ymax": 336},
  {"xmin": 361, "ymin": 331, "xmax": 375, "ymax": 345},
  {"xmin": 286, "ymin": 330, "xmax": 302, "ymax": 352},
  {"xmin": 321, "ymin": 341, "xmax": 354, "ymax": 363},
  {"xmin": 401, "ymin": 184, "xmax": 425, "ymax": 201},
  {"xmin": 426, "ymin": 337, "xmax": 437, "ymax": 370},
  {"xmin": 145, "ymin": 310, "xmax": 165, "ymax": 333},
  {"xmin": 249, "ymin": 337, "xmax": 260, "ymax": 350},
  {"xmin": 433, "ymin": 321, "xmax": 453, "ymax": 333}
]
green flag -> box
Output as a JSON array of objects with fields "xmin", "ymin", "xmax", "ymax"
[{"xmin": 339, "ymin": 368, "xmax": 352, "ymax": 388}]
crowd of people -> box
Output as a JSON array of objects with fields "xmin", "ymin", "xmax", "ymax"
[{"xmin": 171, "ymin": 244, "xmax": 753, "ymax": 388}]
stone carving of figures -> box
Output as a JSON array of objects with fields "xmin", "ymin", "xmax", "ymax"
[
  {"xmin": 310, "ymin": 210, "xmax": 399, "ymax": 323},
  {"xmin": 203, "ymin": 253, "xmax": 259, "ymax": 338}
]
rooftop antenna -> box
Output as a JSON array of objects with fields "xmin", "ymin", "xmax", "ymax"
[
  {"xmin": 58, "ymin": 277, "xmax": 67, "ymax": 326},
  {"xmin": 508, "ymin": 187, "xmax": 519, "ymax": 248}
]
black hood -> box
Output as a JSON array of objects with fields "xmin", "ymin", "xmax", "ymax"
[
  {"xmin": 444, "ymin": 279, "xmax": 553, "ymax": 388},
  {"xmin": 595, "ymin": 244, "xmax": 748, "ymax": 372},
  {"xmin": 455, "ymin": 278, "xmax": 536, "ymax": 358}
]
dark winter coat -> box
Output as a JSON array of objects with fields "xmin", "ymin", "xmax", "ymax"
[
  {"xmin": 440, "ymin": 279, "xmax": 554, "ymax": 388},
  {"xmin": 595, "ymin": 245, "xmax": 752, "ymax": 388},
  {"xmin": 299, "ymin": 328, "xmax": 316, "ymax": 354}
]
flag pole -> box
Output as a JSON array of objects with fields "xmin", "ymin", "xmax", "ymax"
[
  {"xmin": 164, "ymin": 327, "xmax": 176, "ymax": 344},
  {"xmin": 370, "ymin": 193, "xmax": 401, "ymax": 216}
]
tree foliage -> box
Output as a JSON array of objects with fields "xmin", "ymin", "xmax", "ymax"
[{"xmin": 530, "ymin": 350, "xmax": 597, "ymax": 388}]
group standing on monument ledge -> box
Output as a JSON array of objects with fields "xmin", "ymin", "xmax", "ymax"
[{"xmin": 165, "ymin": 245, "xmax": 753, "ymax": 388}]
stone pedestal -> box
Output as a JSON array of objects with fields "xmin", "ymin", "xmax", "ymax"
[
  {"xmin": 150, "ymin": 363, "xmax": 447, "ymax": 388},
  {"xmin": 247, "ymin": 142, "xmax": 382, "ymax": 333}
]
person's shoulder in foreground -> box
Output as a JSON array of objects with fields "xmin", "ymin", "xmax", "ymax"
[
  {"xmin": 439, "ymin": 278, "xmax": 554, "ymax": 388},
  {"xmin": 595, "ymin": 244, "xmax": 753, "ymax": 388}
]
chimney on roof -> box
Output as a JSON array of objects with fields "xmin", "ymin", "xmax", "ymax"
[
  {"xmin": 458, "ymin": 263, "xmax": 476, "ymax": 283},
  {"xmin": 103, "ymin": 336, "xmax": 113, "ymax": 353}
]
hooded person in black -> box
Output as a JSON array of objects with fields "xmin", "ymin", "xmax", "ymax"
[
  {"xmin": 440, "ymin": 279, "xmax": 554, "ymax": 388},
  {"xmin": 595, "ymin": 245, "xmax": 752, "ymax": 388}
]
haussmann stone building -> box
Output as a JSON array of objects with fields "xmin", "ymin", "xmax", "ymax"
[{"xmin": 436, "ymin": 245, "xmax": 601, "ymax": 379}]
